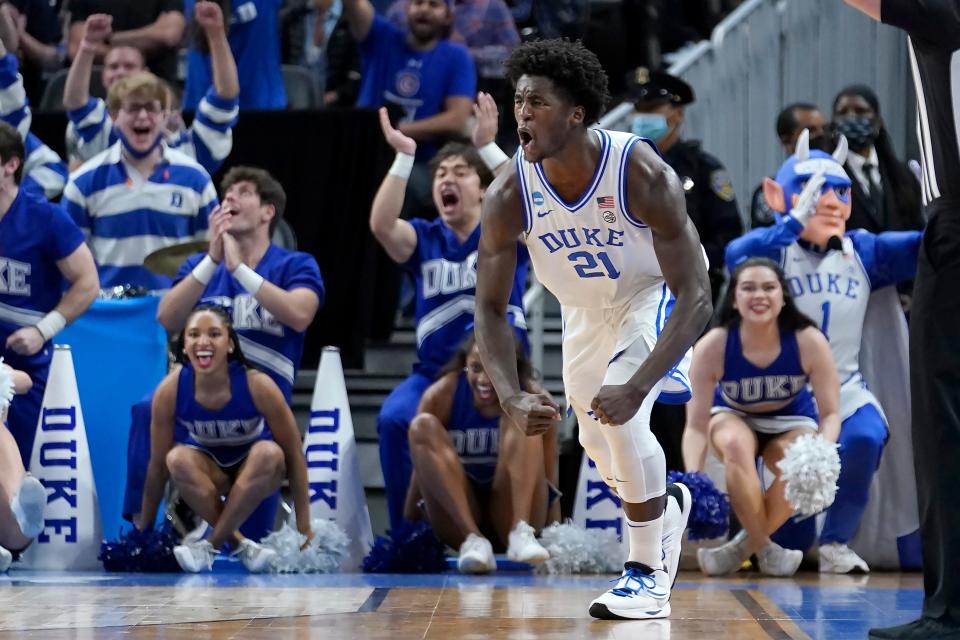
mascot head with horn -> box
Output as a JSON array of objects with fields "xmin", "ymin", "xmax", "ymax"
[{"xmin": 762, "ymin": 130, "xmax": 853, "ymax": 249}]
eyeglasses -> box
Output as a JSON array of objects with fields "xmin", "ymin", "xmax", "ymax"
[{"xmin": 120, "ymin": 102, "xmax": 163, "ymax": 115}]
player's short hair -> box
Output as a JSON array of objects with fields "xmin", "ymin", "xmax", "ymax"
[
  {"xmin": 107, "ymin": 71, "xmax": 168, "ymax": 113},
  {"xmin": 0, "ymin": 121, "xmax": 25, "ymax": 184},
  {"xmin": 221, "ymin": 166, "xmax": 287, "ymax": 234},
  {"xmin": 776, "ymin": 103, "xmax": 819, "ymax": 140},
  {"xmin": 504, "ymin": 39, "xmax": 611, "ymax": 125},
  {"xmin": 429, "ymin": 142, "xmax": 494, "ymax": 188}
]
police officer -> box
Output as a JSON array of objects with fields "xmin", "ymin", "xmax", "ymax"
[{"xmin": 627, "ymin": 69, "xmax": 743, "ymax": 305}]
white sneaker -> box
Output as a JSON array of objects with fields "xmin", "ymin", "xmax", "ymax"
[
  {"xmin": 757, "ymin": 540, "xmax": 803, "ymax": 577},
  {"xmin": 819, "ymin": 543, "xmax": 870, "ymax": 574},
  {"xmin": 233, "ymin": 539, "xmax": 277, "ymax": 573},
  {"xmin": 11, "ymin": 475, "xmax": 46, "ymax": 539},
  {"xmin": 173, "ymin": 539, "xmax": 216, "ymax": 573},
  {"xmin": 697, "ymin": 529, "xmax": 748, "ymax": 576},
  {"xmin": 588, "ymin": 563, "xmax": 671, "ymax": 620},
  {"xmin": 506, "ymin": 521, "xmax": 549, "ymax": 565},
  {"xmin": 662, "ymin": 482, "xmax": 691, "ymax": 587},
  {"xmin": 0, "ymin": 545, "xmax": 11, "ymax": 572},
  {"xmin": 457, "ymin": 533, "xmax": 496, "ymax": 574}
]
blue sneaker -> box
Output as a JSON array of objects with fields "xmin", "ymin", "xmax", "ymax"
[{"xmin": 588, "ymin": 562, "xmax": 671, "ymax": 620}]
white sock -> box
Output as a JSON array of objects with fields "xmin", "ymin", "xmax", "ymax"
[{"xmin": 625, "ymin": 513, "xmax": 665, "ymax": 568}]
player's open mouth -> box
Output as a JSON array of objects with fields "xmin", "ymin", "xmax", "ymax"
[
  {"xmin": 518, "ymin": 130, "xmax": 533, "ymax": 147},
  {"xmin": 748, "ymin": 303, "xmax": 770, "ymax": 313},
  {"xmin": 195, "ymin": 350, "xmax": 214, "ymax": 368}
]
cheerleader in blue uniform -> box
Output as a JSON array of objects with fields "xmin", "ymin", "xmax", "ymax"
[
  {"xmin": 0, "ymin": 361, "xmax": 44, "ymax": 571},
  {"xmin": 135, "ymin": 306, "xmax": 311, "ymax": 573},
  {"xmin": 403, "ymin": 332, "xmax": 557, "ymax": 574},
  {"xmin": 682, "ymin": 258, "xmax": 841, "ymax": 577}
]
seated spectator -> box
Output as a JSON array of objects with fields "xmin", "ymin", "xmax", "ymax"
[
  {"xmin": 344, "ymin": 0, "xmax": 476, "ymax": 213},
  {"xmin": 683, "ymin": 257, "xmax": 841, "ymax": 578},
  {"xmin": 627, "ymin": 70, "xmax": 742, "ymax": 305},
  {"xmin": 750, "ymin": 103, "xmax": 828, "ymax": 228},
  {"xmin": 0, "ymin": 120, "xmax": 99, "ymax": 465},
  {"xmin": 832, "ymin": 84, "xmax": 923, "ymax": 234},
  {"xmin": 135, "ymin": 305, "xmax": 312, "ymax": 573},
  {"xmin": 122, "ymin": 166, "xmax": 323, "ymax": 528},
  {"xmin": 725, "ymin": 131, "xmax": 922, "ymax": 573},
  {"xmin": 371, "ymin": 106, "xmax": 528, "ymax": 531},
  {"xmin": 0, "ymin": 363, "xmax": 46, "ymax": 571},
  {"xmin": 64, "ymin": 9, "xmax": 239, "ymax": 176},
  {"xmin": 183, "ymin": 0, "xmax": 287, "ymax": 111},
  {"xmin": 0, "ymin": 10, "xmax": 69, "ymax": 200},
  {"xmin": 406, "ymin": 332, "xmax": 555, "ymax": 573},
  {"xmin": 62, "ymin": 72, "xmax": 217, "ymax": 291},
  {"xmin": 67, "ymin": 0, "xmax": 185, "ymax": 85}
]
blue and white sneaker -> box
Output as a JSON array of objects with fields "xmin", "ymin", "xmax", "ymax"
[
  {"xmin": 662, "ymin": 482, "xmax": 692, "ymax": 588},
  {"xmin": 588, "ymin": 562, "xmax": 671, "ymax": 620}
]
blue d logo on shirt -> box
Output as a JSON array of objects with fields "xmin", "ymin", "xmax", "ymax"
[{"xmin": 532, "ymin": 191, "xmax": 545, "ymax": 207}]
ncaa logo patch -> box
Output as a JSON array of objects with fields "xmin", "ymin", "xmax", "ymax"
[
  {"xmin": 602, "ymin": 210, "xmax": 616, "ymax": 223},
  {"xmin": 532, "ymin": 191, "xmax": 545, "ymax": 207}
]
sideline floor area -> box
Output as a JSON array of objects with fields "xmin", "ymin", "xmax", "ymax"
[{"xmin": 0, "ymin": 570, "xmax": 923, "ymax": 639}]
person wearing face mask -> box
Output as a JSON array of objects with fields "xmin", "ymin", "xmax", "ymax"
[
  {"xmin": 61, "ymin": 72, "xmax": 218, "ymax": 291},
  {"xmin": 725, "ymin": 131, "xmax": 922, "ymax": 575},
  {"xmin": 832, "ymin": 84, "xmax": 923, "ymax": 234},
  {"xmin": 750, "ymin": 103, "xmax": 829, "ymax": 229},
  {"xmin": 627, "ymin": 69, "xmax": 742, "ymax": 307}
]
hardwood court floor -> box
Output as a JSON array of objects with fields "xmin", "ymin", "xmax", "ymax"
[{"xmin": 0, "ymin": 569, "xmax": 923, "ymax": 639}]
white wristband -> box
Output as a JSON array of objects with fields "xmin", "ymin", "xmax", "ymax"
[
  {"xmin": 232, "ymin": 264, "xmax": 264, "ymax": 295},
  {"xmin": 34, "ymin": 310, "xmax": 67, "ymax": 342},
  {"xmin": 191, "ymin": 255, "xmax": 218, "ymax": 286},
  {"xmin": 387, "ymin": 152, "xmax": 415, "ymax": 180},
  {"xmin": 477, "ymin": 142, "xmax": 509, "ymax": 170}
]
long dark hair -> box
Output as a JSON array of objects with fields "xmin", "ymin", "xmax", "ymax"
[
  {"xmin": 174, "ymin": 304, "xmax": 248, "ymax": 366},
  {"xmin": 439, "ymin": 331, "xmax": 537, "ymax": 392},
  {"xmin": 717, "ymin": 258, "xmax": 817, "ymax": 334},
  {"xmin": 832, "ymin": 84, "xmax": 922, "ymax": 228}
]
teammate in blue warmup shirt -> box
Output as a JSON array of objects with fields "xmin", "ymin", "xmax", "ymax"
[
  {"xmin": 725, "ymin": 131, "xmax": 922, "ymax": 573},
  {"xmin": 683, "ymin": 258, "xmax": 841, "ymax": 577},
  {"xmin": 371, "ymin": 106, "xmax": 528, "ymax": 531},
  {"xmin": 123, "ymin": 167, "xmax": 323, "ymax": 528},
  {"xmin": 0, "ymin": 122, "xmax": 99, "ymax": 466},
  {"xmin": 405, "ymin": 333, "xmax": 555, "ymax": 573},
  {"xmin": 136, "ymin": 306, "xmax": 312, "ymax": 573},
  {"xmin": 0, "ymin": 362, "xmax": 47, "ymax": 571}
]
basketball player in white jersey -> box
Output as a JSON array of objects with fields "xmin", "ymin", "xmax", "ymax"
[{"xmin": 474, "ymin": 40, "xmax": 712, "ymax": 620}]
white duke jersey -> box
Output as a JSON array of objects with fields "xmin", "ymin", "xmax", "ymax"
[
  {"xmin": 516, "ymin": 129, "xmax": 667, "ymax": 308},
  {"xmin": 727, "ymin": 219, "xmax": 921, "ymax": 383}
]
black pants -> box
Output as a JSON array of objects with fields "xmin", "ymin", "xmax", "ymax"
[{"xmin": 910, "ymin": 202, "xmax": 960, "ymax": 623}]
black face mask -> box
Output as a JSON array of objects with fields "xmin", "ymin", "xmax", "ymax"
[{"xmin": 834, "ymin": 115, "xmax": 878, "ymax": 152}]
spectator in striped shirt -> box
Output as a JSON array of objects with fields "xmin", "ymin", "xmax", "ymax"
[
  {"xmin": 62, "ymin": 72, "xmax": 218, "ymax": 291},
  {"xmin": 0, "ymin": 6, "xmax": 68, "ymax": 201},
  {"xmin": 62, "ymin": 4, "xmax": 239, "ymax": 176}
]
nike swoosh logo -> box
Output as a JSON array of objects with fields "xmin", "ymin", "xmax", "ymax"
[{"xmin": 536, "ymin": 209, "xmax": 554, "ymax": 218}]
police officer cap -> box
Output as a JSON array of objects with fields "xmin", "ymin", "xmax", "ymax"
[{"xmin": 629, "ymin": 68, "xmax": 695, "ymax": 107}]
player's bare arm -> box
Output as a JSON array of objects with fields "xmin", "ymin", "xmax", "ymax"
[
  {"xmin": 592, "ymin": 141, "xmax": 712, "ymax": 425},
  {"xmin": 475, "ymin": 170, "xmax": 558, "ymax": 435}
]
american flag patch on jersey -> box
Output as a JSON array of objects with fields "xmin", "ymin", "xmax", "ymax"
[{"xmin": 596, "ymin": 195, "xmax": 614, "ymax": 208}]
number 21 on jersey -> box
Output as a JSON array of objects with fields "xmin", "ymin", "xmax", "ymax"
[{"xmin": 568, "ymin": 251, "xmax": 621, "ymax": 279}]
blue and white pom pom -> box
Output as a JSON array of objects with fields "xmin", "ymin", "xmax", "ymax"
[
  {"xmin": 259, "ymin": 518, "xmax": 350, "ymax": 573},
  {"xmin": 777, "ymin": 433, "xmax": 841, "ymax": 516},
  {"xmin": 99, "ymin": 525, "xmax": 182, "ymax": 572},
  {"xmin": 0, "ymin": 358, "xmax": 14, "ymax": 415},
  {"xmin": 535, "ymin": 521, "xmax": 622, "ymax": 575},
  {"xmin": 362, "ymin": 521, "xmax": 448, "ymax": 573}
]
